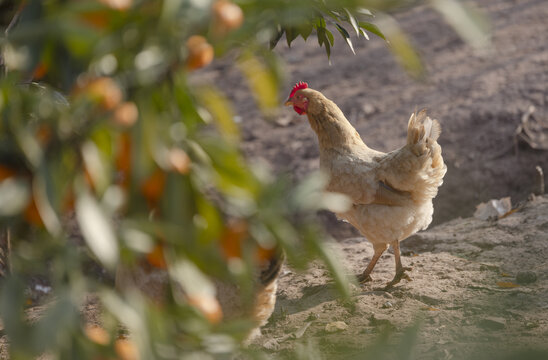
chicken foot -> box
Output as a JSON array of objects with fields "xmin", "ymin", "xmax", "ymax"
[
  {"xmin": 357, "ymin": 244, "xmax": 388, "ymax": 283},
  {"xmin": 385, "ymin": 240, "xmax": 412, "ymax": 289}
]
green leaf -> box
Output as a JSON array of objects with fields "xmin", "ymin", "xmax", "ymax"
[
  {"xmin": 308, "ymin": 232, "xmax": 351, "ymax": 300},
  {"xmin": 317, "ymin": 27, "xmax": 332, "ymax": 61},
  {"xmin": 237, "ymin": 52, "xmax": 279, "ymax": 116},
  {"xmin": 344, "ymin": 8, "xmax": 360, "ymax": 37},
  {"xmin": 0, "ymin": 178, "xmax": 30, "ymax": 216},
  {"xmin": 359, "ymin": 21, "xmax": 386, "ymax": 41},
  {"xmin": 431, "ymin": 0, "xmax": 489, "ymax": 49},
  {"xmin": 76, "ymin": 190, "xmax": 119, "ymax": 270},
  {"xmin": 33, "ymin": 295, "xmax": 79, "ymax": 353},
  {"xmin": 195, "ymin": 86, "xmax": 240, "ymax": 143},
  {"xmin": 375, "ymin": 15, "xmax": 424, "ymax": 78},
  {"xmin": 81, "ymin": 140, "xmax": 110, "ymax": 194},
  {"xmin": 325, "ymin": 28, "xmax": 335, "ymax": 46},
  {"xmin": 0, "ymin": 276, "xmax": 35, "ymax": 356},
  {"xmin": 285, "ymin": 27, "xmax": 299, "ymax": 47},
  {"xmin": 169, "ymin": 258, "xmax": 216, "ymax": 299},
  {"xmin": 316, "ymin": 16, "xmax": 326, "ymax": 28},
  {"xmin": 335, "ymin": 24, "xmax": 355, "ymax": 55},
  {"xmin": 269, "ymin": 28, "xmax": 284, "ymax": 49},
  {"xmin": 299, "ymin": 24, "xmax": 313, "ymax": 41},
  {"xmin": 356, "ymin": 7, "xmax": 374, "ymax": 17}
]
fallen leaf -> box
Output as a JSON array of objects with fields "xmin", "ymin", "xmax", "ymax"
[{"xmin": 496, "ymin": 281, "xmax": 520, "ymax": 288}]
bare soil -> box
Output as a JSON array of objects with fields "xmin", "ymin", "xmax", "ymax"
[{"xmin": 257, "ymin": 195, "xmax": 548, "ymax": 359}]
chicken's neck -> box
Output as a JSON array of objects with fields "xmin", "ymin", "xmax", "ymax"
[{"xmin": 306, "ymin": 100, "xmax": 366, "ymax": 152}]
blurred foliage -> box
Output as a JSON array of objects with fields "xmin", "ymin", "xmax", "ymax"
[{"xmin": 0, "ymin": 0, "xmax": 488, "ymax": 358}]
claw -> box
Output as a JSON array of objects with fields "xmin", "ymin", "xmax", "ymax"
[
  {"xmin": 357, "ymin": 273, "xmax": 373, "ymax": 284},
  {"xmin": 384, "ymin": 267, "xmax": 412, "ymax": 289}
]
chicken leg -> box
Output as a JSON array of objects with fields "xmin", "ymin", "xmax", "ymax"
[
  {"xmin": 385, "ymin": 240, "xmax": 412, "ymax": 288},
  {"xmin": 357, "ymin": 243, "xmax": 388, "ymax": 283},
  {"xmin": 357, "ymin": 241, "xmax": 412, "ymax": 287}
]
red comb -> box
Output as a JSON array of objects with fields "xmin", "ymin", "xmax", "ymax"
[{"xmin": 289, "ymin": 81, "xmax": 308, "ymax": 98}]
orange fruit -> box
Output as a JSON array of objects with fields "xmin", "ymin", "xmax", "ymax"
[
  {"xmin": 114, "ymin": 338, "xmax": 139, "ymax": 360},
  {"xmin": 80, "ymin": 10, "xmax": 109, "ymax": 29},
  {"xmin": 145, "ymin": 244, "xmax": 167, "ymax": 269},
  {"xmin": 185, "ymin": 35, "xmax": 214, "ymax": 71},
  {"xmin": 212, "ymin": 0, "xmax": 244, "ymax": 35},
  {"xmin": 140, "ymin": 169, "xmax": 166, "ymax": 206},
  {"xmin": 115, "ymin": 132, "xmax": 132, "ymax": 189},
  {"xmin": 32, "ymin": 62, "xmax": 49, "ymax": 80},
  {"xmin": 113, "ymin": 102, "xmax": 139, "ymax": 128},
  {"xmin": 84, "ymin": 325, "xmax": 110, "ymax": 346},
  {"xmin": 75, "ymin": 77, "xmax": 123, "ymax": 111}
]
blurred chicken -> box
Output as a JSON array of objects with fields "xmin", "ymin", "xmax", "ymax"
[
  {"xmin": 285, "ymin": 82, "xmax": 446, "ymax": 287},
  {"xmin": 115, "ymin": 240, "xmax": 283, "ymax": 343}
]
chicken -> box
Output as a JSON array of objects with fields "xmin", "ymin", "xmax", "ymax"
[
  {"xmin": 284, "ymin": 82, "xmax": 447, "ymax": 287},
  {"xmin": 115, "ymin": 244, "xmax": 283, "ymax": 343}
]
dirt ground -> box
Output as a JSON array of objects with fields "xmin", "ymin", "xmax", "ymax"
[
  {"xmin": 257, "ymin": 194, "xmax": 548, "ymax": 360},
  {"xmin": 2, "ymin": 0, "xmax": 548, "ymax": 358}
]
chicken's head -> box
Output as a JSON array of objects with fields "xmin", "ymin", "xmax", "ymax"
[{"xmin": 284, "ymin": 81, "xmax": 309, "ymax": 115}]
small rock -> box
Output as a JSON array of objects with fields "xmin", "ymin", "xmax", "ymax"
[
  {"xmin": 382, "ymin": 301, "xmax": 393, "ymax": 309},
  {"xmin": 262, "ymin": 338, "xmax": 279, "ymax": 350},
  {"xmin": 325, "ymin": 321, "xmax": 348, "ymax": 333},
  {"xmin": 274, "ymin": 115, "xmax": 293, "ymax": 127},
  {"xmin": 362, "ymin": 103, "xmax": 377, "ymax": 115},
  {"xmin": 478, "ymin": 317, "xmax": 506, "ymax": 330},
  {"xmin": 516, "ymin": 271, "xmax": 537, "ymax": 284}
]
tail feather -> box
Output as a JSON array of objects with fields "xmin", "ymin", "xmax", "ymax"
[{"xmin": 407, "ymin": 110, "xmax": 441, "ymax": 147}]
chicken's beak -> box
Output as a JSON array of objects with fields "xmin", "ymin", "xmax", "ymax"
[{"xmin": 284, "ymin": 98, "xmax": 293, "ymax": 106}]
